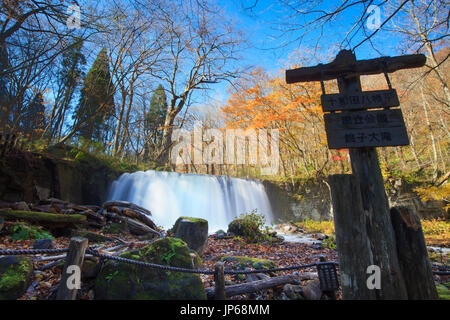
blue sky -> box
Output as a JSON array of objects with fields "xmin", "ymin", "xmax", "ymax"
[{"xmin": 197, "ymin": 0, "xmax": 404, "ymax": 111}]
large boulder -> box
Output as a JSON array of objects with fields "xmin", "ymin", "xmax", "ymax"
[
  {"xmin": 172, "ymin": 217, "xmax": 208, "ymax": 256},
  {"xmin": 0, "ymin": 256, "xmax": 33, "ymax": 300},
  {"xmin": 33, "ymin": 239, "xmax": 53, "ymax": 249},
  {"xmin": 94, "ymin": 237, "xmax": 206, "ymax": 300}
]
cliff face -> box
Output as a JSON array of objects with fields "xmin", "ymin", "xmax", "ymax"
[
  {"xmin": 263, "ymin": 179, "xmax": 332, "ymax": 223},
  {"xmin": 1, "ymin": 148, "xmax": 446, "ymax": 221},
  {"xmin": 263, "ymin": 177, "xmax": 448, "ymax": 223},
  {"xmin": 0, "ymin": 151, "xmax": 122, "ymax": 205}
]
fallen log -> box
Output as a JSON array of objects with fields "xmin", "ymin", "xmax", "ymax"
[
  {"xmin": 0, "ymin": 210, "xmax": 86, "ymax": 225},
  {"xmin": 103, "ymin": 200, "xmax": 152, "ymax": 216},
  {"xmin": 68, "ymin": 204, "xmax": 91, "ymax": 212},
  {"xmin": 38, "ymin": 198, "xmax": 68, "ymax": 205},
  {"xmin": 29, "ymin": 204, "xmax": 59, "ymax": 214},
  {"xmin": 82, "ymin": 209, "xmax": 106, "ymax": 224},
  {"xmin": 116, "ymin": 215, "xmax": 162, "ymax": 237},
  {"xmin": 103, "ymin": 201, "xmax": 157, "ymax": 230},
  {"xmin": 205, "ymin": 272, "xmax": 317, "ymax": 299},
  {"xmin": 120, "ymin": 208, "xmax": 157, "ymax": 230}
]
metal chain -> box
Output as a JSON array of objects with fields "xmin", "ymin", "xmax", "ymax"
[
  {"xmin": 86, "ymin": 249, "xmax": 337, "ymax": 275},
  {"xmin": 0, "ymin": 248, "xmax": 69, "ymax": 255},
  {"xmin": 86, "ymin": 249, "xmax": 216, "ymax": 274},
  {"xmin": 0, "ymin": 247, "xmax": 331, "ymax": 275}
]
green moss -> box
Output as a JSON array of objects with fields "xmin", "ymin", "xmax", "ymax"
[
  {"xmin": 220, "ymin": 255, "xmax": 276, "ymax": 270},
  {"xmin": 101, "ymin": 222, "xmax": 128, "ymax": 235},
  {"xmin": 437, "ymin": 283, "xmax": 450, "ymax": 300},
  {"xmin": 10, "ymin": 222, "xmax": 54, "ymax": 240},
  {"xmin": 0, "ymin": 256, "xmax": 33, "ymax": 300},
  {"xmin": 0, "ymin": 210, "xmax": 86, "ymax": 224}
]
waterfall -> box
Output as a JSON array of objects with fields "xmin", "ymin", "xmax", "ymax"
[{"xmin": 107, "ymin": 170, "xmax": 274, "ymax": 232}]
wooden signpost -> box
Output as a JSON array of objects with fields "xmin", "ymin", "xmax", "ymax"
[
  {"xmin": 321, "ymin": 89, "xmax": 400, "ymax": 112},
  {"xmin": 286, "ymin": 50, "xmax": 430, "ymax": 300},
  {"xmin": 324, "ymin": 109, "xmax": 409, "ymax": 149}
]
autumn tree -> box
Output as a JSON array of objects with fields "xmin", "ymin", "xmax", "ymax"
[{"xmin": 221, "ymin": 66, "xmax": 337, "ymax": 179}]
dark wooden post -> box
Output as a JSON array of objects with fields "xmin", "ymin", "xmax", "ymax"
[
  {"xmin": 329, "ymin": 174, "xmax": 376, "ymax": 299},
  {"xmin": 56, "ymin": 237, "xmax": 88, "ymax": 300},
  {"xmin": 390, "ymin": 206, "xmax": 439, "ymax": 299},
  {"xmin": 286, "ymin": 50, "xmax": 426, "ymax": 300},
  {"xmin": 214, "ymin": 261, "xmax": 226, "ymax": 300},
  {"xmin": 336, "ymin": 51, "xmax": 408, "ymax": 299}
]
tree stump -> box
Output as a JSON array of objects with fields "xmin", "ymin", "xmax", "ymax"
[{"xmin": 390, "ymin": 206, "xmax": 439, "ymax": 299}]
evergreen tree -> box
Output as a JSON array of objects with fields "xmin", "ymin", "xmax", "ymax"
[
  {"xmin": 144, "ymin": 84, "xmax": 168, "ymax": 158},
  {"xmin": 22, "ymin": 92, "xmax": 46, "ymax": 137},
  {"xmin": 74, "ymin": 47, "xmax": 115, "ymax": 143}
]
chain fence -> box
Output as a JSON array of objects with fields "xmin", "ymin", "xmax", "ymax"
[
  {"xmin": 0, "ymin": 246, "xmax": 448, "ymax": 277},
  {"xmin": 0, "ymin": 247, "xmax": 336, "ymax": 275}
]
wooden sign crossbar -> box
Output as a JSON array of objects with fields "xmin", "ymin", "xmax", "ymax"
[{"xmin": 286, "ymin": 53, "xmax": 426, "ymax": 83}]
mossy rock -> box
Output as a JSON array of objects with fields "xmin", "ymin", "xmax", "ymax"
[
  {"xmin": 0, "ymin": 256, "xmax": 33, "ymax": 300},
  {"xmin": 94, "ymin": 237, "xmax": 206, "ymax": 300},
  {"xmin": 190, "ymin": 251, "xmax": 203, "ymax": 269},
  {"xmin": 220, "ymin": 256, "xmax": 276, "ymax": 270},
  {"xmin": 172, "ymin": 217, "xmax": 208, "ymax": 256},
  {"xmin": 81, "ymin": 258, "xmax": 102, "ymax": 280}
]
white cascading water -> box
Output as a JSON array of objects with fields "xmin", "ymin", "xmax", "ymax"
[{"xmin": 107, "ymin": 170, "xmax": 274, "ymax": 232}]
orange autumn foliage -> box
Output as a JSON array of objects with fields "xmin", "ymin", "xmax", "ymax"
[{"xmin": 221, "ymin": 68, "xmax": 323, "ymax": 130}]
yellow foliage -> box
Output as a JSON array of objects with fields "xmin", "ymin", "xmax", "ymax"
[
  {"xmin": 414, "ymin": 184, "xmax": 450, "ymax": 210},
  {"xmin": 421, "ymin": 219, "xmax": 450, "ymax": 247}
]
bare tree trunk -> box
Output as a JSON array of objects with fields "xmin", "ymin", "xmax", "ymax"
[
  {"xmin": 113, "ymin": 89, "xmax": 127, "ymax": 156},
  {"xmin": 420, "ymin": 85, "xmax": 439, "ymax": 179}
]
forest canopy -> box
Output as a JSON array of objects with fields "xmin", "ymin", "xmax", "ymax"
[{"xmin": 0, "ymin": 0, "xmax": 447, "ymax": 195}]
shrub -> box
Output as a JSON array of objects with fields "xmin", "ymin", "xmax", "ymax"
[
  {"xmin": 10, "ymin": 223, "xmax": 54, "ymax": 241},
  {"xmin": 228, "ymin": 209, "xmax": 273, "ymax": 243},
  {"xmin": 295, "ymin": 219, "xmax": 335, "ymax": 235}
]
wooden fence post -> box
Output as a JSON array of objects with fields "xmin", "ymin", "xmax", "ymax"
[
  {"xmin": 214, "ymin": 261, "xmax": 226, "ymax": 300},
  {"xmin": 56, "ymin": 237, "xmax": 88, "ymax": 300},
  {"xmin": 390, "ymin": 206, "xmax": 439, "ymax": 299},
  {"xmin": 329, "ymin": 174, "xmax": 376, "ymax": 299}
]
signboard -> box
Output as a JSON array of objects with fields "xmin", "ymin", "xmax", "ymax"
[
  {"xmin": 324, "ymin": 109, "xmax": 409, "ymax": 149},
  {"xmin": 321, "ymin": 89, "xmax": 399, "ymax": 112}
]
